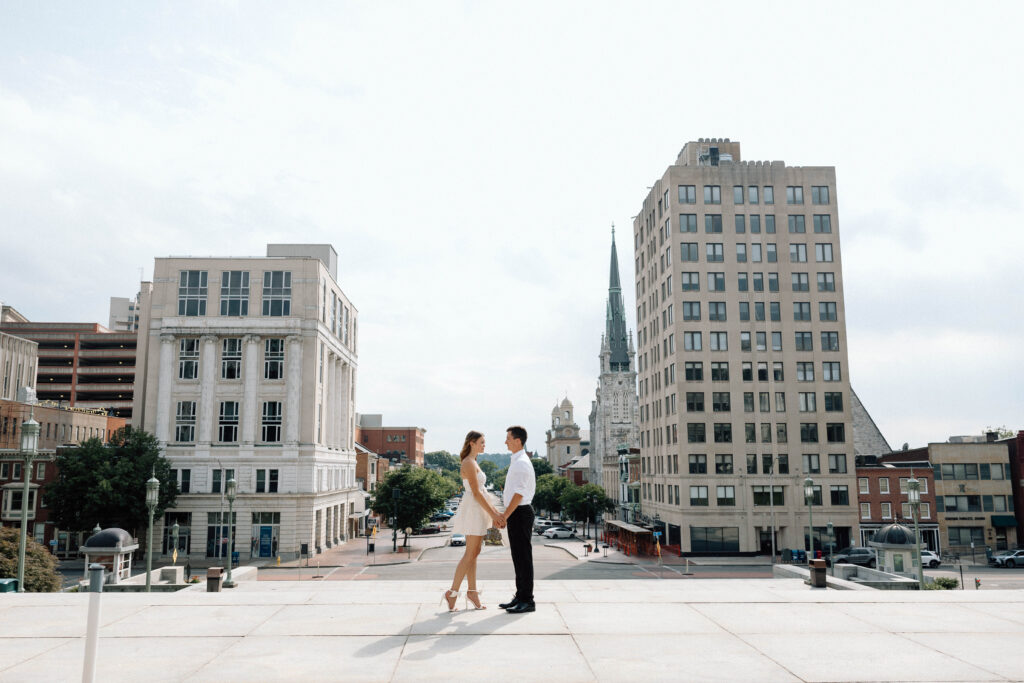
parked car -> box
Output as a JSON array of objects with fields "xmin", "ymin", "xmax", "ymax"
[
  {"xmin": 450, "ymin": 533, "xmax": 466, "ymax": 547},
  {"xmin": 415, "ymin": 524, "xmax": 442, "ymax": 535},
  {"xmin": 542, "ymin": 526, "xmax": 575, "ymax": 539},
  {"xmin": 920, "ymin": 550, "xmax": 941, "ymax": 568},
  {"xmin": 534, "ymin": 519, "xmax": 561, "ymax": 535},
  {"xmin": 430, "ymin": 512, "xmax": 453, "ymax": 522},
  {"xmin": 833, "ymin": 546, "xmax": 877, "ymax": 568},
  {"xmin": 990, "ymin": 549, "xmax": 1024, "ymax": 568}
]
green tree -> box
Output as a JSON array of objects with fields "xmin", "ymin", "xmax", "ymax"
[
  {"xmin": 0, "ymin": 527, "xmax": 61, "ymax": 592},
  {"xmin": 531, "ymin": 458, "xmax": 554, "ymax": 477},
  {"xmin": 478, "ymin": 459, "xmax": 498, "ymax": 481},
  {"xmin": 560, "ymin": 483, "xmax": 616, "ymax": 538},
  {"xmin": 370, "ymin": 465, "xmax": 453, "ymax": 531},
  {"xmin": 425, "ymin": 450, "xmax": 460, "ymax": 474},
  {"xmin": 44, "ymin": 428, "xmax": 177, "ymax": 538},
  {"xmin": 490, "ymin": 466, "xmax": 509, "ymax": 491},
  {"xmin": 983, "ymin": 426, "xmax": 1015, "ymax": 439},
  {"xmin": 534, "ymin": 474, "xmax": 571, "ymax": 517}
]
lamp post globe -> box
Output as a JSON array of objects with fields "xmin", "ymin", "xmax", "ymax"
[
  {"xmin": 907, "ymin": 477, "xmax": 924, "ymax": 588},
  {"xmin": 16, "ymin": 410, "xmax": 40, "ymax": 593},
  {"xmin": 803, "ymin": 477, "xmax": 815, "ymax": 559},
  {"xmin": 145, "ymin": 472, "xmax": 160, "ymax": 592},
  {"xmin": 223, "ymin": 478, "xmax": 237, "ymax": 588}
]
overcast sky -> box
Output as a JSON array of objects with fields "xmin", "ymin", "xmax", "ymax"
[{"xmin": 2, "ymin": 2, "xmax": 1022, "ymax": 454}]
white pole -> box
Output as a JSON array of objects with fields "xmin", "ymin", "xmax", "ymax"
[{"xmin": 82, "ymin": 563, "xmax": 104, "ymax": 683}]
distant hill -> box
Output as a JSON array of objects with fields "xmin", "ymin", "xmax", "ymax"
[{"xmin": 477, "ymin": 452, "xmax": 511, "ymax": 469}]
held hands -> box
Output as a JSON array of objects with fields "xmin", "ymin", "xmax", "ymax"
[{"xmin": 491, "ymin": 514, "xmax": 507, "ymax": 529}]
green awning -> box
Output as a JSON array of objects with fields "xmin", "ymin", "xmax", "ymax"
[{"xmin": 991, "ymin": 515, "xmax": 1017, "ymax": 527}]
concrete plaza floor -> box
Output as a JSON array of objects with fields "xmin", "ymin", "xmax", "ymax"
[{"xmin": 2, "ymin": 578, "xmax": 1024, "ymax": 682}]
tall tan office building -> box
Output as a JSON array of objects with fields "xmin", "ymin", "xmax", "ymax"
[{"xmin": 634, "ymin": 139, "xmax": 858, "ymax": 554}]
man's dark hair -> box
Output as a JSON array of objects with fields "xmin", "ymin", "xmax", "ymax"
[{"xmin": 507, "ymin": 425, "xmax": 528, "ymax": 446}]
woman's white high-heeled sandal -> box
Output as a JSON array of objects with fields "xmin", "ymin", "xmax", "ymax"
[
  {"xmin": 466, "ymin": 589, "xmax": 486, "ymax": 610},
  {"xmin": 441, "ymin": 589, "xmax": 461, "ymax": 612}
]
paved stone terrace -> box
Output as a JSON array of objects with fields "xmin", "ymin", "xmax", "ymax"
[{"xmin": 2, "ymin": 579, "xmax": 1023, "ymax": 682}]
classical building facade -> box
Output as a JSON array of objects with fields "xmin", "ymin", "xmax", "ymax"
[
  {"xmin": 634, "ymin": 139, "xmax": 859, "ymax": 553},
  {"xmin": 546, "ymin": 397, "xmax": 582, "ymax": 473},
  {"xmin": 133, "ymin": 244, "xmax": 363, "ymax": 561},
  {"xmin": 0, "ymin": 331, "xmax": 37, "ymax": 402},
  {"xmin": 588, "ymin": 231, "xmax": 640, "ymax": 495}
]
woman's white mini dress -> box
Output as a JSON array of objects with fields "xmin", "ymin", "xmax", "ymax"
[{"xmin": 450, "ymin": 468, "xmax": 490, "ymax": 536}]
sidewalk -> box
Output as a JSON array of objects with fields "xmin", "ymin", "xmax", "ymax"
[{"xmin": 4, "ymin": 578, "xmax": 1023, "ymax": 681}]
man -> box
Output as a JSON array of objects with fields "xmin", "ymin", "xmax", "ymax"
[{"xmin": 498, "ymin": 425, "xmax": 537, "ymax": 613}]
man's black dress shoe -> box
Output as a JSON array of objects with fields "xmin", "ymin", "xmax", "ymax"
[
  {"xmin": 505, "ymin": 601, "xmax": 535, "ymax": 613},
  {"xmin": 498, "ymin": 597, "xmax": 520, "ymax": 610}
]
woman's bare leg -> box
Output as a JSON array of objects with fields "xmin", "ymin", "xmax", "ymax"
[{"xmin": 465, "ymin": 535, "xmax": 484, "ymax": 607}]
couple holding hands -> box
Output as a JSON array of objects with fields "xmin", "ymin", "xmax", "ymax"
[{"xmin": 443, "ymin": 426, "xmax": 536, "ymax": 614}]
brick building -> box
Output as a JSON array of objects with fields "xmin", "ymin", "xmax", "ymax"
[
  {"xmin": 355, "ymin": 414, "xmax": 425, "ymax": 467},
  {"xmin": 0, "ymin": 319, "xmax": 137, "ymax": 422},
  {"xmin": 0, "ymin": 398, "xmax": 126, "ymax": 555},
  {"xmin": 855, "ymin": 453, "xmax": 939, "ymax": 551}
]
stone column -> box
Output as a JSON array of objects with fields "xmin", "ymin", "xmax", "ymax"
[
  {"xmin": 333, "ymin": 358, "xmax": 344, "ymax": 450},
  {"xmin": 321, "ymin": 350, "xmax": 332, "ymax": 448},
  {"xmin": 284, "ymin": 335, "xmax": 303, "ymax": 445},
  {"xmin": 241, "ymin": 334, "xmax": 261, "ymax": 445},
  {"xmin": 155, "ymin": 334, "xmax": 175, "ymax": 446},
  {"xmin": 198, "ymin": 335, "xmax": 218, "ymax": 444},
  {"xmin": 343, "ymin": 364, "xmax": 354, "ymax": 450}
]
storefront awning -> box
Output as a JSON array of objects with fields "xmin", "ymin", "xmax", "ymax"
[
  {"xmin": 605, "ymin": 519, "xmax": 651, "ymax": 534},
  {"xmin": 991, "ymin": 515, "xmax": 1017, "ymax": 527}
]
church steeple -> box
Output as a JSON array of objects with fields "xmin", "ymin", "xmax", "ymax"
[{"xmin": 605, "ymin": 225, "xmax": 630, "ymax": 371}]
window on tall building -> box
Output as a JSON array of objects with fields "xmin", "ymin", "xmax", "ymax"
[
  {"xmin": 737, "ymin": 272, "xmax": 749, "ymax": 292},
  {"xmin": 710, "ymin": 332, "xmax": 728, "ymax": 351},
  {"xmin": 768, "ymin": 272, "xmax": 779, "ymax": 291},
  {"xmin": 742, "ymin": 362, "xmax": 753, "ymax": 382},
  {"xmin": 765, "ymin": 215, "xmax": 776, "ymax": 233},
  {"xmin": 735, "ymin": 243, "xmax": 747, "ymax": 262},
  {"xmin": 797, "ymin": 362, "xmax": 815, "ymax": 381},
  {"xmin": 218, "ymin": 402, "xmax": 239, "ymax": 443},
  {"xmin": 786, "ymin": 186, "xmax": 804, "ymax": 204},
  {"xmin": 712, "ymin": 392, "xmax": 730, "ymax": 412},
  {"xmin": 733, "ymin": 186, "xmax": 744, "ymax": 204},
  {"xmin": 706, "ymin": 243, "xmax": 724, "ymax": 262},
  {"xmin": 708, "ymin": 273, "xmax": 725, "ymax": 291},
  {"xmin": 773, "ymin": 362, "xmax": 784, "ymax": 381},
  {"xmin": 750, "ymin": 215, "xmax": 761, "ymax": 234},
  {"xmin": 716, "ymin": 485, "xmax": 736, "ymax": 506},
  {"xmin": 262, "ymin": 271, "xmax": 292, "ymax": 316},
  {"xmin": 825, "ymin": 423, "xmax": 845, "ymax": 443},
  {"xmin": 686, "ymin": 392, "xmax": 705, "ymax": 412},
  {"xmin": 685, "ymin": 361, "xmax": 703, "ymax": 381},
  {"xmin": 708, "ymin": 302, "xmax": 726, "ymax": 321},
  {"xmin": 830, "ymin": 485, "xmax": 849, "ymax": 505},
  {"xmin": 681, "ymin": 242, "xmax": 699, "ymax": 261},
  {"xmin": 795, "ymin": 332, "xmax": 813, "ymax": 351},
  {"xmin": 220, "ymin": 271, "xmax": 250, "ymax": 316},
  {"xmin": 735, "ymin": 215, "xmax": 746, "ymax": 234},
  {"xmin": 750, "ymin": 244, "xmax": 762, "ymax": 263},
  {"xmin": 801, "ymin": 423, "xmax": 819, "ymax": 444},
  {"xmin": 703, "ymin": 185, "xmax": 721, "ymax": 204},
  {"xmin": 175, "ymin": 401, "xmax": 196, "ymax": 443},
  {"xmin": 821, "ymin": 332, "xmax": 840, "ymax": 352},
  {"xmin": 819, "ymin": 302, "xmax": 837, "ymax": 321},
  {"xmin": 684, "ymin": 332, "xmax": 702, "ymax": 351},
  {"xmin": 740, "ymin": 332, "xmax": 751, "ymax": 352},
  {"xmin": 679, "ymin": 214, "xmax": 697, "ymax": 233},
  {"xmin": 764, "ymin": 186, "xmax": 775, "ymax": 204},
  {"xmin": 817, "ymin": 272, "xmax": 835, "ymax": 292},
  {"xmin": 687, "ymin": 424, "xmax": 706, "ymax": 443},
  {"xmin": 748, "ymin": 186, "xmax": 759, "ymax": 204},
  {"xmin": 775, "ymin": 392, "xmax": 786, "ymax": 412},
  {"xmin": 824, "ymin": 392, "xmax": 843, "ymax": 412},
  {"xmin": 822, "ymin": 362, "xmax": 841, "ymax": 382},
  {"xmin": 799, "ymin": 392, "xmax": 816, "ymax": 412},
  {"xmin": 794, "ymin": 302, "xmax": 811, "ymax": 321},
  {"xmin": 178, "ymin": 339, "xmax": 199, "ymax": 380},
  {"xmin": 681, "ymin": 272, "xmax": 700, "ymax": 291},
  {"xmin": 690, "ymin": 486, "xmax": 709, "ymax": 506},
  {"xmin": 739, "ymin": 301, "xmax": 750, "ymax": 321},
  {"xmin": 178, "ymin": 270, "xmax": 208, "ymax": 316},
  {"xmin": 683, "ymin": 301, "xmax": 701, "ymax": 321},
  {"xmin": 828, "ymin": 453, "xmax": 847, "ymax": 474},
  {"xmin": 678, "ymin": 185, "xmax": 696, "ymax": 203},
  {"xmin": 221, "ymin": 338, "xmax": 242, "ymax": 380},
  {"xmin": 790, "ymin": 244, "xmax": 808, "ymax": 262},
  {"xmin": 815, "ymin": 243, "xmax": 834, "ymax": 262},
  {"xmin": 262, "ymin": 401, "xmax": 283, "ymax": 442},
  {"xmin": 709, "ymin": 362, "xmax": 728, "ymax": 381},
  {"xmin": 753, "ymin": 486, "xmax": 784, "ymax": 506},
  {"xmin": 813, "ymin": 215, "xmax": 832, "ymax": 233},
  {"xmin": 788, "ymin": 215, "xmax": 806, "ymax": 233},
  {"xmin": 715, "ymin": 454, "xmax": 733, "ymax": 474},
  {"xmin": 264, "ymin": 338, "xmax": 285, "ymax": 379},
  {"xmin": 811, "ymin": 186, "xmax": 830, "ymax": 204},
  {"xmin": 705, "ymin": 215, "xmax": 723, "ymax": 233},
  {"xmin": 688, "ymin": 454, "xmax": 707, "ymax": 473},
  {"xmin": 713, "ymin": 423, "xmax": 732, "ymax": 443}
]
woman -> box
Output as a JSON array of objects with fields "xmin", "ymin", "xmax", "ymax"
[{"xmin": 442, "ymin": 430, "xmax": 503, "ymax": 611}]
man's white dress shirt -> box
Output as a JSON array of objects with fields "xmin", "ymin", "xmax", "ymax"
[{"xmin": 502, "ymin": 449, "xmax": 536, "ymax": 508}]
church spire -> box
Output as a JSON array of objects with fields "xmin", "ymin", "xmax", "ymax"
[{"xmin": 605, "ymin": 225, "xmax": 630, "ymax": 371}]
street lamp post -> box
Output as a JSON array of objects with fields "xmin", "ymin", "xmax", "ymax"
[
  {"xmin": 16, "ymin": 410, "xmax": 40, "ymax": 593},
  {"xmin": 171, "ymin": 522, "xmax": 180, "ymax": 564},
  {"xmin": 826, "ymin": 521, "xmax": 835, "ymax": 573},
  {"xmin": 224, "ymin": 478, "xmax": 237, "ymax": 588},
  {"xmin": 145, "ymin": 472, "xmax": 160, "ymax": 592},
  {"xmin": 907, "ymin": 476, "xmax": 924, "ymax": 589},
  {"xmin": 392, "ymin": 488, "xmax": 401, "ymax": 553},
  {"xmin": 804, "ymin": 477, "xmax": 815, "ymax": 561}
]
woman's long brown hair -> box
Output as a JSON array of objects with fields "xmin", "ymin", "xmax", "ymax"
[{"xmin": 460, "ymin": 430, "xmax": 482, "ymax": 460}]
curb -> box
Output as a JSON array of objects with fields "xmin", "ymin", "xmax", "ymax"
[{"xmin": 542, "ymin": 543, "xmax": 581, "ymax": 560}]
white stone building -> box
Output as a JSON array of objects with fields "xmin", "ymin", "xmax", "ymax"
[
  {"xmin": 133, "ymin": 244, "xmax": 363, "ymax": 562},
  {"xmin": 546, "ymin": 398, "xmax": 582, "ymax": 473},
  {"xmin": 0, "ymin": 330, "xmax": 37, "ymax": 402},
  {"xmin": 588, "ymin": 231, "xmax": 641, "ymax": 501}
]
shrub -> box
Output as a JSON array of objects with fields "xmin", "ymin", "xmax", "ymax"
[
  {"xmin": 0, "ymin": 527, "xmax": 62, "ymax": 592},
  {"xmin": 924, "ymin": 577, "xmax": 958, "ymax": 590}
]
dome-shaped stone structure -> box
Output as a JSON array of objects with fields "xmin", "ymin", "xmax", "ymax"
[
  {"xmin": 84, "ymin": 528, "xmax": 134, "ymax": 548},
  {"xmin": 871, "ymin": 523, "xmax": 916, "ymax": 546}
]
